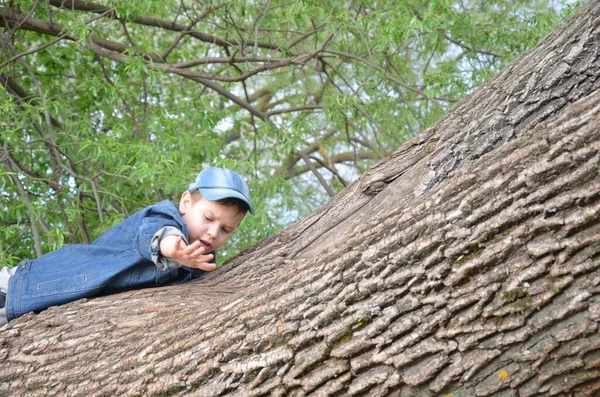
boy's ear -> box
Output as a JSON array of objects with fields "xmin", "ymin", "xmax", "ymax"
[{"xmin": 179, "ymin": 191, "xmax": 193, "ymax": 215}]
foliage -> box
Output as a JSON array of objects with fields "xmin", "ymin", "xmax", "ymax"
[{"xmin": 0, "ymin": 0, "xmax": 583, "ymax": 265}]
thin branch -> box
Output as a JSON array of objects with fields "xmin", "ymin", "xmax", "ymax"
[
  {"xmin": 0, "ymin": 7, "xmax": 323, "ymax": 122},
  {"xmin": 161, "ymin": 18, "xmax": 202, "ymax": 61},
  {"xmin": 252, "ymin": 0, "xmax": 271, "ymax": 56},
  {"xmin": 85, "ymin": 39, "xmax": 268, "ymax": 120},
  {"xmin": 2, "ymin": 161, "xmax": 44, "ymax": 257},
  {"xmin": 175, "ymin": 55, "xmax": 296, "ymax": 68},
  {"xmin": 76, "ymin": 191, "xmax": 91, "ymax": 244},
  {"xmin": 287, "ymin": 24, "xmax": 326, "ymax": 50},
  {"xmin": 323, "ymin": 48, "xmax": 458, "ymax": 103},
  {"xmin": 344, "ymin": 116, "xmax": 384, "ymax": 159},
  {"xmin": 351, "ymin": 105, "xmax": 386, "ymax": 155},
  {"xmin": 96, "ymin": 55, "xmax": 141, "ymax": 138},
  {"xmin": 1, "ymin": 0, "xmax": 42, "ymax": 47},
  {"xmin": 308, "ymin": 155, "xmax": 348, "ymax": 187},
  {"xmin": 437, "ymin": 28, "xmax": 500, "ymax": 59},
  {"xmin": 266, "ymin": 105, "xmax": 322, "ymax": 117},
  {"xmin": 0, "ymin": 33, "xmax": 69, "ymax": 70},
  {"xmin": 0, "ymin": 32, "xmax": 67, "ymax": 198},
  {"xmin": 0, "ymin": 70, "xmax": 112, "ymax": 230},
  {"xmin": 186, "ymin": 75, "xmax": 268, "ymax": 121},
  {"xmin": 296, "ymin": 149, "xmax": 336, "ymax": 197},
  {"xmin": 47, "ymin": 0, "xmax": 282, "ymax": 51},
  {"xmin": 1, "ymin": 5, "xmax": 327, "ymax": 81},
  {"xmin": 409, "ymin": 4, "xmax": 499, "ymax": 59},
  {"xmin": 281, "ymin": 151, "xmax": 378, "ymax": 179},
  {"xmin": 86, "ymin": 37, "xmax": 313, "ymax": 83},
  {"xmin": 422, "ymin": 40, "xmax": 440, "ymax": 76},
  {"xmin": 0, "ymin": 138, "xmax": 57, "ymax": 190}
]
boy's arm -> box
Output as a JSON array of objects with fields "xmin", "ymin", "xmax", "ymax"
[
  {"xmin": 137, "ymin": 203, "xmax": 216, "ymax": 271},
  {"xmin": 159, "ymin": 236, "xmax": 217, "ymax": 271}
]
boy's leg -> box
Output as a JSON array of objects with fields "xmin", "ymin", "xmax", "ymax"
[{"xmin": 0, "ymin": 266, "xmax": 16, "ymax": 326}]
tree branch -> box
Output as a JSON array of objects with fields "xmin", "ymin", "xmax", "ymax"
[
  {"xmin": 0, "ymin": 32, "xmax": 69, "ymax": 70},
  {"xmin": 2, "ymin": 160, "xmax": 44, "ymax": 257},
  {"xmin": 296, "ymin": 149, "xmax": 336, "ymax": 197},
  {"xmin": 323, "ymin": 48, "xmax": 458, "ymax": 103},
  {"xmin": 46, "ymin": 0, "xmax": 282, "ymax": 51},
  {"xmin": 266, "ymin": 105, "xmax": 322, "ymax": 117}
]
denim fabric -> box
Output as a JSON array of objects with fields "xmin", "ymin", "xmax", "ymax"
[
  {"xmin": 151, "ymin": 226, "xmax": 188, "ymax": 271},
  {"xmin": 6, "ymin": 200, "xmax": 210, "ymax": 321}
]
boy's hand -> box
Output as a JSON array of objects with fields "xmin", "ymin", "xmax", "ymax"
[{"xmin": 159, "ymin": 236, "xmax": 217, "ymax": 271}]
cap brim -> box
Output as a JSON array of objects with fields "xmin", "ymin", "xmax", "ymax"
[{"xmin": 199, "ymin": 187, "xmax": 255, "ymax": 215}]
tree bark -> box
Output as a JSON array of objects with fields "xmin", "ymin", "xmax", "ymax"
[{"xmin": 1, "ymin": 1, "xmax": 600, "ymax": 396}]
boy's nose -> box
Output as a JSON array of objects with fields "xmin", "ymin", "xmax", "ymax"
[{"xmin": 207, "ymin": 225, "xmax": 218, "ymax": 239}]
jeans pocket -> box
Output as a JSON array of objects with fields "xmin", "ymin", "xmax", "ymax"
[{"xmin": 31, "ymin": 273, "xmax": 90, "ymax": 297}]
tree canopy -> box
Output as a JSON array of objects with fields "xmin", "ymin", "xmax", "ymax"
[{"xmin": 0, "ymin": 0, "xmax": 582, "ymax": 265}]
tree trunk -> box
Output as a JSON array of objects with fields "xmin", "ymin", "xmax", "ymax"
[{"xmin": 2, "ymin": 1, "xmax": 600, "ymax": 396}]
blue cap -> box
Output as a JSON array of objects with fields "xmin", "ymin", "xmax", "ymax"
[{"xmin": 189, "ymin": 167, "xmax": 254, "ymax": 215}]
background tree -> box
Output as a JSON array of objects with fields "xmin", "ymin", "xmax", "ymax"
[
  {"xmin": 1, "ymin": 0, "xmax": 599, "ymax": 396},
  {"xmin": 0, "ymin": 0, "xmax": 582, "ymax": 265}
]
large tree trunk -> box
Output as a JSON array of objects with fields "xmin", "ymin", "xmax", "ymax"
[{"xmin": 2, "ymin": 1, "xmax": 600, "ymax": 396}]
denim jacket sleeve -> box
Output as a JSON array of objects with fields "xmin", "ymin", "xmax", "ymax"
[
  {"xmin": 151, "ymin": 226, "xmax": 188, "ymax": 271},
  {"xmin": 136, "ymin": 202, "xmax": 187, "ymax": 264}
]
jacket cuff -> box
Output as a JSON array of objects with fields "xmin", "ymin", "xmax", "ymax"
[{"xmin": 151, "ymin": 226, "xmax": 188, "ymax": 270}]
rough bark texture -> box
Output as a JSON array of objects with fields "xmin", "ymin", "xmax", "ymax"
[{"xmin": 1, "ymin": 2, "xmax": 600, "ymax": 396}]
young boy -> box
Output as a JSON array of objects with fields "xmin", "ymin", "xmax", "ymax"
[{"xmin": 0, "ymin": 166, "xmax": 253, "ymax": 325}]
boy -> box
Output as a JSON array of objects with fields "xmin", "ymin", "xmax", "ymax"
[{"xmin": 0, "ymin": 166, "xmax": 253, "ymax": 325}]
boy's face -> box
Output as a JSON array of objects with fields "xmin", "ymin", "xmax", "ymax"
[{"xmin": 179, "ymin": 191, "xmax": 245, "ymax": 252}]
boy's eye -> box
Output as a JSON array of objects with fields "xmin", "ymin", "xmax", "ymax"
[{"xmin": 205, "ymin": 216, "xmax": 213, "ymax": 222}]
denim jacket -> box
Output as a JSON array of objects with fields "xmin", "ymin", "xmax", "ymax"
[{"xmin": 6, "ymin": 200, "xmax": 209, "ymax": 321}]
